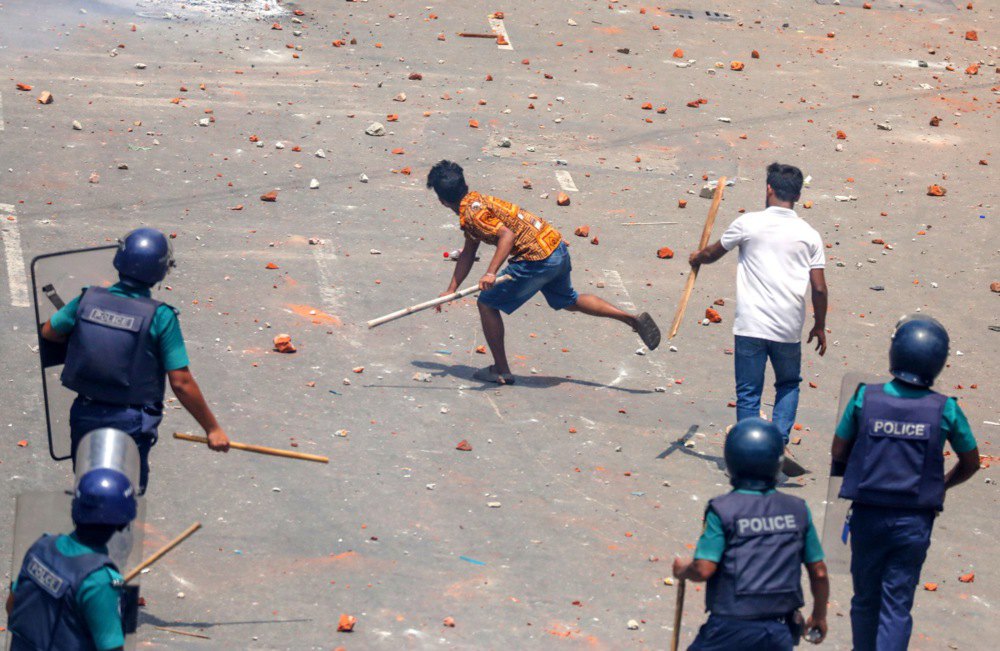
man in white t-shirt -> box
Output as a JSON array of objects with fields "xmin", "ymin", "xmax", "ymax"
[{"xmin": 689, "ymin": 163, "xmax": 828, "ymax": 447}]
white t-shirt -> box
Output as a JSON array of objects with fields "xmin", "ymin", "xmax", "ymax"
[{"xmin": 720, "ymin": 206, "xmax": 825, "ymax": 343}]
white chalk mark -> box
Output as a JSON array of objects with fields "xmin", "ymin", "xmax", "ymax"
[
  {"xmin": 488, "ymin": 16, "xmax": 513, "ymax": 50},
  {"xmin": 485, "ymin": 393, "xmax": 505, "ymax": 421},
  {"xmin": 602, "ymin": 270, "xmax": 637, "ymax": 312},
  {"xmin": 0, "ymin": 203, "xmax": 30, "ymax": 308},
  {"xmin": 555, "ymin": 170, "xmax": 578, "ymax": 192},
  {"xmin": 0, "ymin": 91, "xmax": 5, "ymax": 131},
  {"xmin": 311, "ymin": 248, "xmax": 341, "ymax": 312}
]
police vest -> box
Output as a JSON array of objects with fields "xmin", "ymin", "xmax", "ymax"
[
  {"xmin": 840, "ymin": 383, "xmax": 948, "ymax": 511},
  {"xmin": 61, "ymin": 287, "xmax": 168, "ymax": 406},
  {"xmin": 705, "ymin": 491, "xmax": 807, "ymax": 619},
  {"xmin": 9, "ymin": 535, "xmax": 121, "ymax": 651}
]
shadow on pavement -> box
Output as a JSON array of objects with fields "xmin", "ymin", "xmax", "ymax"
[{"xmin": 408, "ymin": 360, "xmax": 658, "ymax": 395}]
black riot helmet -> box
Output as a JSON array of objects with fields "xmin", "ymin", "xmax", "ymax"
[
  {"xmin": 724, "ymin": 418, "xmax": 785, "ymax": 491},
  {"xmin": 889, "ymin": 315, "xmax": 949, "ymax": 388}
]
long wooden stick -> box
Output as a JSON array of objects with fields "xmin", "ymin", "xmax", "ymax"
[
  {"xmin": 367, "ymin": 274, "xmax": 512, "ymax": 329},
  {"xmin": 457, "ymin": 32, "xmax": 501, "ymax": 39},
  {"xmin": 154, "ymin": 627, "xmax": 211, "ymax": 640},
  {"xmin": 668, "ymin": 178, "xmax": 726, "ymax": 339},
  {"xmin": 124, "ymin": 522, "xmax": 201, "ymax": 583},
  {"xmin": 671, "ymin": 578, "xmax": 686, "ymax": 651},
  {"xmin": 173, "ymin": 433, "xmax": 329, "ymax": 464}
]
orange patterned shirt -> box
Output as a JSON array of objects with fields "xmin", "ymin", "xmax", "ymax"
[{"xmin": 458, "ymin": 191, "xmax": 562, "ymax": 261}]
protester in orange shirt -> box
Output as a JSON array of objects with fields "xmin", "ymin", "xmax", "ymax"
[{"xmin": 428, "ymin": 160, "xmax": 661, "ymax": 385}]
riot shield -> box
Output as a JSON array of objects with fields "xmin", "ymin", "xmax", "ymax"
[
  {"xmin": 820, "ymin": 372, "xmax": 885, "ymax": 574},
  {"xmin": 30, "ymin": 246, "xmax": 117, "ymax": 460}
]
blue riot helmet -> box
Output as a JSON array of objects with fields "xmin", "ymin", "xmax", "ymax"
[
  {"xmin": 724, "ymin": 418, "xmax": 785, "ymax": 490},
  {"xmin": 71, "ymin": 468, "xmax": 137, "ymax": 527},
  {"xmin": 889, "ymin": 315, "xmax": 949, "ymax": 388},
  {"xmin": 113, "ymin": 228, "xmax": 174, "ymax": 286}
]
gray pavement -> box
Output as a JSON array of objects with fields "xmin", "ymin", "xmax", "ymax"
[{"xmin": 0, "ymin": 0, "xmax": 997, "ymax": 649}]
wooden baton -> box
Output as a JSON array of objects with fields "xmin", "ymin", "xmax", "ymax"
[
  {"xmin": 124, "ymin": 522, "xmax": 201, "ymax": 583},
  {"xmin": 173, "ymin": 433, "xmax": 329, "ymax": 464},
  {"xmin": 671, "ymin": 578, "xmax": 687, "ymax": 651},
  {"xmin": 366, "ymin": 274, "xmax": 512, "ymax": 329},
  {"xmin": 668, "ymin": 177, "xmax": 726, "ymax": 339}
]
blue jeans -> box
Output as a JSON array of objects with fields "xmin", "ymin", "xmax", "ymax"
[
  {"xmin": 689, "ymin": 614, "xmax": 794, "ymax": 651},
  {"xmin": 69, "ymin": 396, "xmax": 163, "ymax": 495},
  {"xmin": 849, "ymin": 504, "xmax": 934, "ymax": 651},
  {"xmin": 734, "ymin": 335, "xmax": 802, "ymax": 443},
  {"xmin": 477, "ymin": 242, "xmax": 578, "ymax": 314}
]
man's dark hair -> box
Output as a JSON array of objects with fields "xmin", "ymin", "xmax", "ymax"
[
  {"xmin": 426, "ymin": 160, "xmax": 469, "ymax": 204},
  {"xmin": 766, "ymin": 163, "xmax": 804, "ymax": 202}
]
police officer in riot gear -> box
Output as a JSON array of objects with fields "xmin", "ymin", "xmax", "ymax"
[
  {"xmin": 673, "ymin": 418, "xmax": 830, "ymax": 650},
  {"xmin": 40, "ymin": 228, "xmax": 229, "ymax": 493},
  {"xmin": 832, "ymin": 315, "xmax": 980, "ymax": 651},
  {"xmin": 6, "ymin": 468, "xmax": 137, "ymax": 651}
]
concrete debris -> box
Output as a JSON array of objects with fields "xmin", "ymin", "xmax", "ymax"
[{"xmin": 365, "ymin": 122, "xmax": 386, "ymax": 136}]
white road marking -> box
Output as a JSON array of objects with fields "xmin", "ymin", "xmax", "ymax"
[
  {"xmin": 0, "ymin": 203, "xmax": 30, "ymax": 308},
  {"xmin": 603, "ymin": 269, "xmax": 667, "ymax": 376},
  {"xmin": 311, "ymin": 247, "xmax": 341, "ymax": 312},
  {"xmin": 0, "ymin": 91, "xmax": 5, "ymax": 131},
  {"xmin": 555, "ymin": 170, "xmax": 578, "ymax": 192},
  {"xmin": 488, "ymin": 16, "xmax": 513, "ymax": 50}
]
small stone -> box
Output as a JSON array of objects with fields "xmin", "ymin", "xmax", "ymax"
[
  {"xmin": 71, "ymin": 120, "xmax": 82, "ymax": 130},
  {"xmin": 88, "ymin": 172, "xmax": 100, "ymax": 184},
  {"xmin": 176, "ymin": 591, "xmax": 185, "ymax": 599},
  {"xmin": 315, "ymin": 148, "xmax": 326, "ymax": 158},
  {"xmin": 627, "ymin": 619, "xmax": 640, "ymax": 630},
  {"xmin": 876, "ymin": 122, "xmax": 892, "ymax": 131},
  {"xmin": 365, "ymin": 122, "xmax": 386, "ymax": 136},
  {"xmin": 134, "ymin": 62, "xmax": 147, "ymax": 69},
  {"xmin": 275, "ymin": 141, "xmax": 285, "ymax": 149},
  {"xmin": 990, "ymin": 281, "xmax": 1000, "ymax": 293},
  {"xmin": 198, "ymin": 117, "xmax": 211, "ymax": 127},
  {"xmin": 393, "ymin": 92, "xmax": 406, "ymax": 102},
  {"xmin": 487, "ymin": 501, "xmax": 502, "ymax": 508},
  {"xmin": 310, "ymin": 178, "xmax": 320, "ymax": 189},
  {"xmin": 499, "ymin": 137, "xmax": 512, "ymax": 148},
  {"xmin": 359, "ymin": 173, "xmax": 369, "ymax": 183},
  {"xmin": 568, "ymin": 18, "xmax": 578, "ymax": 26},
  {"xmin": 117, "ymin": 163, "xmax": 128, "ymax": 170},
  {"xmin": 370, "ymin": 249, "xmax": 382, "ymax": 255}
]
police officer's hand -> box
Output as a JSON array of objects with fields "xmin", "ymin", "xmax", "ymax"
[
  {"xmin": 479, "ymin": 273, "xmax": 497, "ymax": 291},
  {"xmin": 206, "ymin": 428, "xmax": 230, "ymax": 452},
  {"xmin": 804, "ymin": 615, "xmax": 827, "ymax": 644},
  {"xmin": 807, "ymin": 325, "xmax": 827, "ymax": 356},
  {"xmin": 672, "ymin": 556, "xmax": 692, "ymax": 579}
]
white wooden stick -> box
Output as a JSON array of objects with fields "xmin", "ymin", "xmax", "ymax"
[{"xmin": 367, "ymin": 274, "xmax": 512, "ymax": 329}]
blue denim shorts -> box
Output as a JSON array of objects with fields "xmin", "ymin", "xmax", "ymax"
[{"xmin": 478, "ymin": 242, "xmax": 579, "ymax": 314}]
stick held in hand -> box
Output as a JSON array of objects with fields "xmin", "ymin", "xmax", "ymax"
[
  {"xmin": 671, "ymin": 578, "xmax": 687, "ymax": 651},
  {"xmin": 173, "ymin": 432, "xmax": 329, "ymax": 464},
  {"xmin": 668, "ymin": 178, "xmax": 726, "ymax": 339},
  {"xmin": 367, "ymin": 274, "xmax": 512, "ymax": 329}
]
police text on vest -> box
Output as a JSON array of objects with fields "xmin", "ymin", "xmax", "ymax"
[{"xmin": 737, "ymin": 514, "xmax": 797, "ymax": 536}]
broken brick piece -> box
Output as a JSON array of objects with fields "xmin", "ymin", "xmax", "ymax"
[
  {"xmin": 706, "ymin": 308, "xmax": 722, "ymax": 323},
  {"xmin": 455, "ymin": 440, "xmax": 473, "ymax": 452},
  {"xmin": 965, "ymin": 64, "xmax": 979, "ymax": 75},
  {"xmin": 641, "ymin": 102, "xmax": 653, "ymax": 110},
  {"xmin": 672, "ymin": 48, "xmax": 684, "ymax": 58},
  {"xmin": 469, "ymin": 119, "xmax": 480, "ymax": 128},
  {"xmin": 965, "ymin": 30, "xmax": 978, "ymax": 41},
  {"xmin": 959, "ymin": 572, "xmax": 975, "ymax": 583},
  {"xmin": 37, "ymin": 91, "xmax": 53, "ymax": 104},
  {"xmin": 656, "ymin": 247, "xmax": 674, "ymax": 259},
  {"xmin": 590, "ymin": 236, "xmax": 599, "ymax": 245},
  {"xmin": 260, "ymin": 191, "xmax": 278, "ymax": 202},
  {"xmin": 730, "ymin": 61, "xmax": 745, "ymax": 71},
  {"xmin": 990, "ymin": 281, "xmax": 1000, "ymax": 293},
  {"xmin": 265, "ymin": 262, "xmax": 280, "ymax": 270},
  {"xmin": 926, "ymin": 185, "xmax": 947, "ymax": 197},
  {"xmin": 929, "ymin": 116, "xmax": 941, "ymax": 127},
  {"xmin": 678, "ymin": 199, "xmax": 687, "ymax": 208},
  {"xmin": 556, "ymin": 192, "xmax": 571, "ymax": 206},
  {"xmin": 443, "ymin": 617, "xmax": 456, "ymax": 627},
  {"xmin": 574, "ymin": 225, "xmax": 590, "ymax": 237},
  {"xmin": 408, "ymin": 72, "xmax": 423, "ymax": 80},
  {"xmin": 273, "ymin": 334, "xmax": 296, "ymax": 353},
  {"xmin": 475, "ymin": 345, "xmax": 487, "ymax": 354},
  {"xmin": 337, "ymin": 614, "xmax": 357, "ymax": 632},
  {"xmin": 836, "ymin": 130, "xmax": 847, "ymax": 140},
  {"xmin": 15, "ymin": 83, "xmax": 32, "ymax": 91},
  {"xmin": 924, "ymin": 582, "xmax": 938, "ymax": 591},
  {"xmin": 751, "ymin": 50, "xmax": 760, "ymax": 59},
  {"xmin": 714, "ymin": 298, "xmax": 725, "ymax": 306}
]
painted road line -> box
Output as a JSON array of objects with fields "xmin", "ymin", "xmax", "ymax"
[
  {"xmin": 312, "ymin": 247, "xmax": 341, "ymax": 312},
  {"xmin": 603, "ymin": 268, "xmax": 667, "ymax": 373},
  {"xmin": 555, "ymin": 170, "xmax": 578, "ymax": 192},
  {"xmin": 488, "ymin": 16, "xmax": 513, "ymax": 50},
  {"xmin": 0, "ymin": 91, "xmax": 5, "ymax": 131},
  {"xmin": 0, "ymin": 203, "xmax": 30, "ymax": 307}
]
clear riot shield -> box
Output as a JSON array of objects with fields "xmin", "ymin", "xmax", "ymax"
[
  {"xmin": 30, "ymin": 246, "xmax": 117, "ymax": 460},
  {"xmin": 820, "ymin": 372, "xmax": 886, "ymax": 574}
]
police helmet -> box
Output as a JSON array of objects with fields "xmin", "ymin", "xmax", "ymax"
[
  {"xmin": 113, "ymin": 228, "xmax": 174, "ymax": 286},
  {"xmin": 71, "ymin": 468, "xmax": 137, "ymax": 527},
  {"xmin": 889, "ymin": 315, "xmax": 949, "ymax": 388},
  {"xmin": 724, "ymin": 418, "xmax": 785, "ymax": 490}
]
